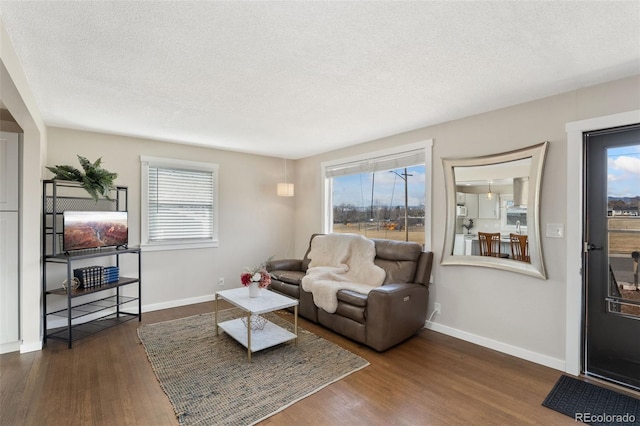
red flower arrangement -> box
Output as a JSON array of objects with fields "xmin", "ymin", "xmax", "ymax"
[
  {"xmin": 240, "ymin": 259, "xmax": 272, "ymax": 288},
  {"xmin": 240, "ymin": 270, "xmax": 271, "ymax": 288}
]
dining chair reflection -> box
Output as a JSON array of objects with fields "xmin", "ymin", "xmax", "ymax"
[
  {"xmin": 478, "ymin": 232, "xmax": 509, "ymax": 258},
  {"xmin": 509, "ymin": 233, "xmax": 530, "ymax": 263}
]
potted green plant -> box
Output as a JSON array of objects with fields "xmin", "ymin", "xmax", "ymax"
[{"xmin": 46, "ymin": 155, "xmax": 118, "ymax": 202}]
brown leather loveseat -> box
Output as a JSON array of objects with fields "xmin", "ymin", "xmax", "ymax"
[{"xmin": 267, "ymin": 235, "xmax": 434, "ymax": 351}]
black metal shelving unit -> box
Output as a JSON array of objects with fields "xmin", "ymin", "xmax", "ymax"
[{"xmin": 42, "ymin": 180, "xmax": 142, "ymax": 348}]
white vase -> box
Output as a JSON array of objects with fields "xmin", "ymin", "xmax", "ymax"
[{"xmin": 248, "ymin": 282, "xmax": 261, "ymax": 298}]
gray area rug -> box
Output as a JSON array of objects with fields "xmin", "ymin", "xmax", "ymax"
[{"xmin": 138, "ymin": 309, "xmax": 369, "ymax": 425}]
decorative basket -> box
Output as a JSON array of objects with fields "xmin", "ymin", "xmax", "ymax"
[{"xmin": 241, "ymin": 315, "xmax": 268, "ymax": 331}]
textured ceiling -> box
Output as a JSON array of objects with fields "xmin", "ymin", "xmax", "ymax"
[{"xmin": 1, "ymin": 1, "xmax": 639, "ymax": 159}]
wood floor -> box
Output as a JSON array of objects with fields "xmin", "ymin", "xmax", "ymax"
[{"xmin": 1, "ymin": 302, "xmax": 579, "ymax": 425}]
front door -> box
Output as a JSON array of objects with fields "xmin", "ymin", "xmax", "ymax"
[{"xmin": 584, "ymin": 124, "xmax": 640, "ymax": 390}]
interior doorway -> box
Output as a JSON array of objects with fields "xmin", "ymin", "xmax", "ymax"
[{"xmin": 583, "ymin": 124, "xmax": 640, "ymax": 391}]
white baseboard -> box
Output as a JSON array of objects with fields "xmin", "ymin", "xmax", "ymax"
[
  {"xmin": 20, "ymin": 340, "xmax": 42, "ymax": 353},
  {"xmin": 0, "ymin": 340, "xmax": 21, "ymax": 354},
  {"xmin": 425, "ymin": 321, "xmax": 566, "ymax": 372},
  {"xmin": 35, "ymin": 295, "xmax": 217, "ymax": 352},
  {"xmin": 141, "ymin": 294, "xmax": 216, "ymax": 313},
  {"xmin": 46, "ymin": 294, "xmax": 216, "ymax": 330},
  {"xmin": 47, "ymin": 308, "xmax": 120, "ymax": 329}
]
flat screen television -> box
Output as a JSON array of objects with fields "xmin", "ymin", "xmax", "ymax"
[{"xmin": 63, "ymin": 211, "xmax": 128, "ymax": 252}]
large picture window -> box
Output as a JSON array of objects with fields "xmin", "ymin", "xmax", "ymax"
[
  {"xmin": 141, "ymin": 156, "xmax": 219, "ymax": 251},
  {"xmin": 322, "ymin": 141, "xmax": 432, "ymax": 248}
]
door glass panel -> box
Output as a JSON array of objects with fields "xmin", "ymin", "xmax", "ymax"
[{"xmin": 607, "ymin": 144, "xmax": 640, "ymax": 318}]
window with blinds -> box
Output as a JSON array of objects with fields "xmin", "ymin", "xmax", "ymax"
[
  {"xmin": 324, "ymin": 148, "xmax": 425, "ymax": 178},
  {"xmin": 141, "ymin": 156, "xmax": 218, "ymax": 250}
]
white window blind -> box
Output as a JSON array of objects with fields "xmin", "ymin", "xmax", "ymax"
[
  {"xmin": 325, "ymin": 149, "xmax": 425, "ymax": 178},
  {"xmin": 141, "ymin": 156, "xmax": 218, "ymax": 250},
  {"xmin": 148, "ymin": 167, "xmax": 214, "ymax": 241}
]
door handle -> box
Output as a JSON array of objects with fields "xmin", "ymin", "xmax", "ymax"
[{"xmin": 584, "ymin": 242, "xmax": 603, "ymax": 252}]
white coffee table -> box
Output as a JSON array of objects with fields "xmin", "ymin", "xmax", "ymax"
[{"xmin": 214, "ymin": 287, "xmax": 299, "ymax": 362}]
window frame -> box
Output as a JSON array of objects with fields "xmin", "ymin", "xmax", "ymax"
[
  {"xmin": 140, "ymin": 155, "xmax": 219, "ymax": 251},
  {"xmin": 320, "ymin": 140, "xmax": 433, "ymax": 250}
]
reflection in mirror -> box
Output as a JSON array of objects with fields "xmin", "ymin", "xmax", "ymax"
[{"xmin": 441, "ymin": 142, "xmax": 548, "ymax": 279}]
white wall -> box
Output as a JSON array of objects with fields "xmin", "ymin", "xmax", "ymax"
[
  {"xmin": 1, "ymin": 19, "xmax": 47, "ymax": 353},
  {"xmin": 47, "ymin": 127, "xmax": 296, "ymax": 312},
  {"xmin": 293, "ymin": 75, "xmax": 640, "ymax": 370}
]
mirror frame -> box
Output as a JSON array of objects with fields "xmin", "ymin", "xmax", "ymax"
[{"xmin": 441, "ymin": 141, "xmax": 548, "ymax": 279}]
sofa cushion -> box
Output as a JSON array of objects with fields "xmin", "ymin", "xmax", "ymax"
[
  {"xmin": 372, "ymin": 239, "xmax": 422, "ymax": 284},
  {"xmin": 318, "ymin": 309, "xmax": 366, "ymax": 343},
  {"xmin": 337, "ymin": 290, "xmax": 368, "ymax": 307},
  {"xmin": 270, "ymin": 270, "xmax": 305, "ymax": 285},
  {"xmin": 372, "ymin": 238, "xmax": 422, "ymax": 261},
  {"xmin": 334, "ymin": 290, "xmax": 367, "ymax": 323},
  {"xmin": 335, "ymin": 302, "xmax": 366, "ymax": 323},
  {"xmin": 374, "ymin": 258, "xmax": 416, "ymax": 284},
  {"xmin": 267, "ymin": 259, "xmax": 303, "ymax": 272},
  {"xmin": 269, "ymin": 279, "xmax": 300, "ymax": 299}
]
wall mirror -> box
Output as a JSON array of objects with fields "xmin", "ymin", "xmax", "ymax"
[{"xmin": 441, "ymin": 142, "xmax": 548, "ymax": 279}]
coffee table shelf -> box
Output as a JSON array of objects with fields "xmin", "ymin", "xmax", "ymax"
[
  {"xmin": 215, "ymin": 287, "xmax": 299, "ymax": 361},
  {"xmin": 217, "ymin": 318, "xmax": 296, "ymax": 352}
]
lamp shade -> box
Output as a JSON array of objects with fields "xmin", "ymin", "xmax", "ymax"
[{"xmin": 277, "ymin": 183, "xmax": 294, "ymax": 197}]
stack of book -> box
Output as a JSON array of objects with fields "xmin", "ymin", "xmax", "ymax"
[
  {"xmin": 73, "ymin": 266, "xmax": 104, "ymax": 289},
  {"xmin": 103, "ymin": 266, "xmax": 120, "ymax": 284}
]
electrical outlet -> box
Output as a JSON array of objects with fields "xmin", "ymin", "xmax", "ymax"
[
  {"xmin": 218, "ymin": 277, "xmax": 225, "ymax": 287},
  {"xmin": 434, "ymin": 302, "xmax": 441, "ymax": 315}
]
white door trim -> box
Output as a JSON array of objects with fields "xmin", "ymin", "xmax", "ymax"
[{"xmin": 565, "ymin": 109, "xmax": 640, "ymax": 376}]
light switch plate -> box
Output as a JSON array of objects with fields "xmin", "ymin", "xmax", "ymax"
[{"xmin": 546, "ymin": 223, "xmax": 564, "ymax": 238}]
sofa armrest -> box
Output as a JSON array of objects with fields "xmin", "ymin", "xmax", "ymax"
[
  {"xmin": 366, "ymin": 283, "xmax": 429, "ymax": 351},
  {"xmin": 267, "ymin": 259, "xmax": 303, "ymax": 272}
]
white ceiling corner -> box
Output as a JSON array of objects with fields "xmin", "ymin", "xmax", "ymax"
[{"xmin": 0, "ymin": 1, "xmax": 639, "ymax": 159}]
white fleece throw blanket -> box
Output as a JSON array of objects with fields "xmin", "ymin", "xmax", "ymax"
[{"xmin": 301, "ymin": 233, "xmax": 386, "ymax": 313}]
